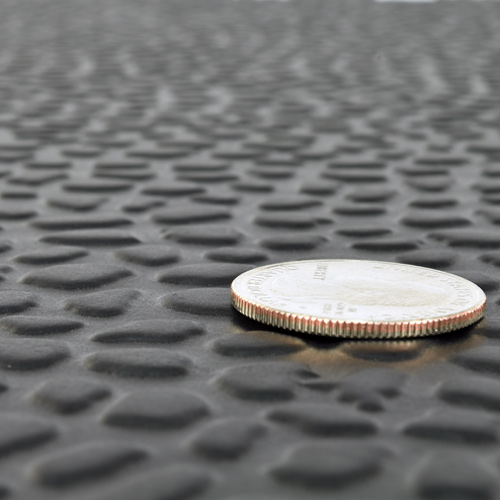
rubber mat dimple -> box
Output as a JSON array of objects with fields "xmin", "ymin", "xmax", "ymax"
[
  {"xmin": 30, "ymin": 377, "xmax": 112, "ymax": 415},
  {"xmin": 269, "ymin": 442, "xmax": 391, "ymax": 491},
  {"xmin": 1, "ymin": 0, "xmax": 500, "ymax": 499}
]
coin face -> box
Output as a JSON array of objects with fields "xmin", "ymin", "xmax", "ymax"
[{"xmin": 231, "ymin": 259, "xmax": 486, "ymax": 338}]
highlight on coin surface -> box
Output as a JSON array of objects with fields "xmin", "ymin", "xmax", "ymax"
[{"xmin": 230, "ymin": 259, "xmax": 486, "ymax": 339}]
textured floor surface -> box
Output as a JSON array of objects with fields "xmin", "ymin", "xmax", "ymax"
[{"xmin": 1, "ymin": 0, "xmax": 500, "ymax": 498}]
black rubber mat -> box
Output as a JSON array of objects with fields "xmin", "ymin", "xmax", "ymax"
[{"xmin": 1, "ymin": 0, "xmax": 500, "ymax": 498}]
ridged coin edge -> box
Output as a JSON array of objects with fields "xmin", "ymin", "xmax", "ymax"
[{"xmin": 230, "ymin": 286, "xmax": 486, "ymax": 339}]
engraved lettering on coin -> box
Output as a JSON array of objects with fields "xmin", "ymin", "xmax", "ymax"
[{"xmin": 230, "ymin": 260, "xmax": 486, "ymax": 338}]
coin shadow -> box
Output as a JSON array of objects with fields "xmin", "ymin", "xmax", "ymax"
[{"xmin": 231, "ymin": 313, "xmax": 483, "ymax": 371}]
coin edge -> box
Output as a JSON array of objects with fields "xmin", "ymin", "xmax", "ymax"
[{"xmin": 230, "ymin": 259, "xmax": 487, "ymax": 338}]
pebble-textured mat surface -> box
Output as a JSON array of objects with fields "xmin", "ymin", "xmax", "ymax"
[{"xmin": 1, "ymin": 0, "xmax": 500, "ymax": 498}]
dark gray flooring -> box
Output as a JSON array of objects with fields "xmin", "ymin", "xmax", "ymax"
[{"xmin": 0, "ymin": 0, "xmax": 499, "ymax": 498}]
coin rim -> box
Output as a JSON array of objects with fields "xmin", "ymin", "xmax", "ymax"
[{"xmin": 230, "ymin": 259, "xmax": 487, "ymax": 339}]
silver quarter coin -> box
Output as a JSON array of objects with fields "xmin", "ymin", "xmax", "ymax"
[{"xmin": 231, "ymin": 259, "xmax": 486, "ymax": 338}]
